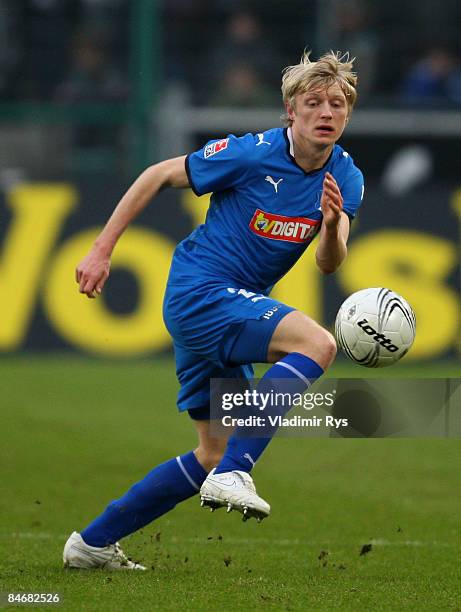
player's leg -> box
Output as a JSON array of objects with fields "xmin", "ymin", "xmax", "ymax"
[
  {"xmin": 63, "ymin": 349, "xmax": 233, "ymax": 569},
  {"xmin": 193, "ymin": 417, "xmax": 229, "ymax": 472},
  {"xmin": 215, "ymin": 310, "xmax": 335, "ymax": 473},
  {"xmin": 79, "ymin": 417, "xmax": 228, "ymax": 547},
  {"xmin": 63, "ymin": 442, "xmax": 209, "ymax": 569},
  {"xmin": 164, "ymin": 282, "xmax": 333, "ymax": 519},
  {"xmin": 63, "ymin": 419, "xmax": 230, "ymax": 569},
  {"xmin": 265, "ymin": 309, "xmax": 336, "ymax": 366},
  {"xmin": 201, "ymin": 309, "xmax": 335, "ymax": 519}
]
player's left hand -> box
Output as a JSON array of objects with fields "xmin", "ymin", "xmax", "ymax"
[{"xmin": 320, "ymin": 172, "xmax": 343, "ymax": 231}]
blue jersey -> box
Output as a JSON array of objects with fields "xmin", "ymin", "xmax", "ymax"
[{"xmin": 171, "ymin": 127, "xmax": 364, "ymax": 293}]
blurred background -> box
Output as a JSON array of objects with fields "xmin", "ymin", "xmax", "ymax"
[
  {"xmin": 2, "ymin": 4, "xmax": 461, "ymax": 602},
  {"xmin": 1, "ymin": 0, "xmax": 460, "ymax": 366}
]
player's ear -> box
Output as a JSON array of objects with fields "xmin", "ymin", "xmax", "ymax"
[{"xmin": 286, "ymin": 101, "xmax": 296, "ymax": 122}]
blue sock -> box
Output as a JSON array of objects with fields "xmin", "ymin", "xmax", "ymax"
[
  {"xmin": 81, "ymin": 451, "xmax": 207, "ymax": 546},
  {"xmin": 214, "ymin": 353, "xmax": 323, "ymax": 474}
]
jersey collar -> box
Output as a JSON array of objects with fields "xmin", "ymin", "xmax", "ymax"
[
  {"xmin": 284, "ymin": 127, "xmax": 334, "ymax": 175},
  {"xmin": 287, "ymin": 126, "xmax": 295, "ymax": 157}
]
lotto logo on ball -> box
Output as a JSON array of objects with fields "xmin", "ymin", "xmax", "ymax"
[
  {"xmin": 204, "ymin": 138, "xmax": 229, "ymax": 159},
  {"xmin": 357, "ymin": 318, "xmax": 399, "ymax": 352},
  {"xmin": 250, "ymin": 209, "xmax": 320, "ymax": 243},
  {"xmin": 335, "ymin": 287, "xmax": 416, "ymax": 368}
]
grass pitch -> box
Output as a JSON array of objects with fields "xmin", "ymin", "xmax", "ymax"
[{"xmin": 1, "ymin": 356, "xmax": 460, "ymax": 611}]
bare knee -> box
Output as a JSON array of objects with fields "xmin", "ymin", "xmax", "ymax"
[
  {"xmin": 308, "ymin": 328, "xmax": 337, "ymax": 368},
  {"xmin": 291, "ymin": 327, "xmax": 336, "ymax": 370},
  {"xmin": 268, "ymin": 311, "xmax": 337, "ymax": 370}
]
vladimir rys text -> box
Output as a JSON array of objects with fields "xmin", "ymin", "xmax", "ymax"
[{"xmin": 221, "ymin": 414, "xmax": 348, "ymax": 429}]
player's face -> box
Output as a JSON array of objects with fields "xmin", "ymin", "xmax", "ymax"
[{"xmin": 287, "ymin": 84, "xmax": 349, "ymax": 146}]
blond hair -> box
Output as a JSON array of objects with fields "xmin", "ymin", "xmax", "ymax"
[{"xmin": 281, "ymin": 50, "xmax": 357, "ymax": 126}]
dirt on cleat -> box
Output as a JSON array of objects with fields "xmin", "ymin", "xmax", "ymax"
[{"xmin": 200, "ymin": 497, "xmax": 223, "ymax": 512}]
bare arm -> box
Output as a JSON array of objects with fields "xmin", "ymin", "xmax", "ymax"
[
  {"xmin": 77, "ymin": 155, "xmax": 189, "ymax": 297},
  {"xmin": 315, "ymin": 172, "xmax": 350, "ymax": 275}
]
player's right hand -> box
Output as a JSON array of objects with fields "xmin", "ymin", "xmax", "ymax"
[{"xmin": 76, "ymin": 248, "xmax": 111, "ymax": 299}]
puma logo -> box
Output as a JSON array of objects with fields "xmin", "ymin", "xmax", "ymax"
[
  {"xmin": 243, "ymin": 453, "xmax": 255, "ymax": 467},
  {"xmin": 265, "ymin": 175, "xmax": 283, "ymax": 193},
  {"xmin": 256, "ymin": 133, "xmax": 271, "ymax": 146}
]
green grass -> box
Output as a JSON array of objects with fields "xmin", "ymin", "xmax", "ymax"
[{"xmin": 1, "ymin": 356, "xmax": 461, "ymax": 611}]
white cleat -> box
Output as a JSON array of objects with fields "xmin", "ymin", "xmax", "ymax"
[
  {"xmin": 200, "ymin": 470, "xmax": 270, "ymax": 522},
  {"xmin": 63, "ymin": 532, "xmax": 146, "ymax": 570}
]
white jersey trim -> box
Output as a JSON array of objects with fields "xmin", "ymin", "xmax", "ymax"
[{"xmin": 287, "ymin": 127, "xmax": 295, "ymax": 157}]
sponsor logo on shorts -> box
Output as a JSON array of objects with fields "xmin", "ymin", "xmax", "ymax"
[
  {"xmin": 262, "ymin": 306, "xmax": 280, "ymax": 320},
  {"xmin": 250, "ymin": 209, "xmax": 321, "ymax": 243},
  {"xmin": 204, "ymin": 138, "xmax": 229, "ymax": 159}
]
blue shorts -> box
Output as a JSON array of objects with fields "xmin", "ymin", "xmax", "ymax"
[{"xmin": 163, "ymin": 280, "xmax": 294, "ymax": 413}]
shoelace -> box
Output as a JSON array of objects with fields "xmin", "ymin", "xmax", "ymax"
[{"xmin": 235, "ymin": 472, "xmax": 256, "ymax": 493}]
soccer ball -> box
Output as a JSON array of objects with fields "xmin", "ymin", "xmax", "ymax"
[{"xmin": 335, "ymin": 288, "xmax": 416, "ymax": 368}]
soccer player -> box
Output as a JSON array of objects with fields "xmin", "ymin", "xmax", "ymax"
[{"xmin": 63, "ymin": 51, "xmax": 364, "ymax": 570}]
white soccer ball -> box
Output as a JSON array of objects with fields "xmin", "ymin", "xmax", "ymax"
[{"xmin": 335, "ymin": 288, "xmax": 416, "ymax": 368}]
